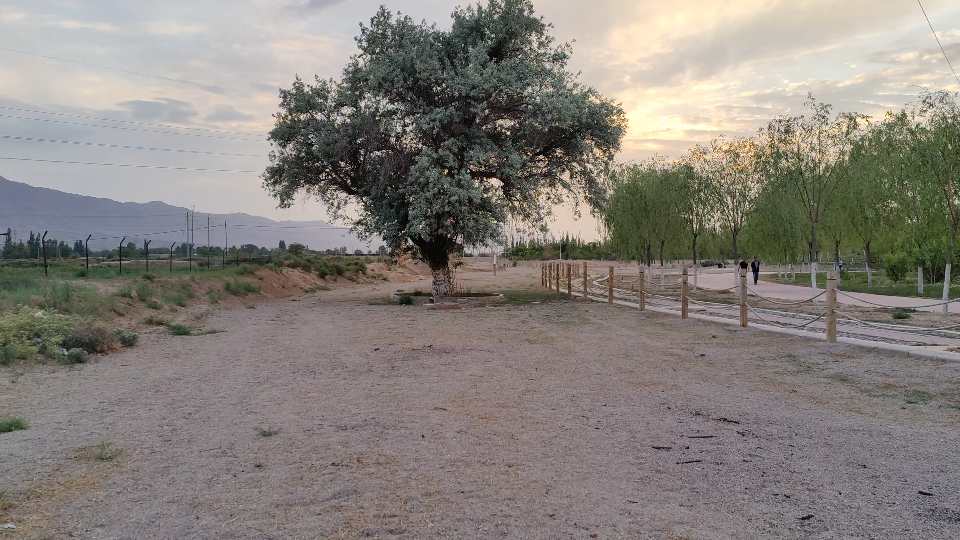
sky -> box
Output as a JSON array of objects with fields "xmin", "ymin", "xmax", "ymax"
[{"xmin": 1, "ymin": 0, "xmax": 958, "ymax": 241}]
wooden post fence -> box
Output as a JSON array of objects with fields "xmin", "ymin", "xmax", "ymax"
[
  {"xmin": 607, "ymin": 266, "xmax": 614, "ymax": 305},
  {"xmin": 827, "ymin": 271, "xmax": 838, "ymax": 343},
  {"xmin": 638, "ymin": 267, "xmax": 645, "ymax": 311},
  {"xmin": 555, "ymin": 261, "xmax": 560, "ymax": 292},
  {"xmin": 582, "ymin": 262, "xmax": 588, "ymax": 300},
  {"xmin": 681, "ymin": 266, "xmax": 689, "ymax": 319},
  {"xmin": 739, "ymin": 269, "xmax": 748, "ymax": 328},
  {"xmin": 566, "ymin": 263, "xmax": 572, "ymax": 298}
]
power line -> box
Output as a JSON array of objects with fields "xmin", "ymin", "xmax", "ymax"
[
  {"xmin": 0, "ymin": 46, "xmax": 259, "ymax": 97},
  {"xmin": 0, "ymin": 114, "xmax": 265, "ymax": 142},
  {"xmin": 917, "ymin": 0, "xmax": 960, "ymax": 86},
  {"xmin": 0, "ymin": 156, "xmax": 260, "ymax": 173},
  {"xmin": 0, "ymin": 105, "xmax": 266, "ymax": 137},
  {"xmin": 1, "ymin": 136, "xmax": 266, "ymax": 158}
]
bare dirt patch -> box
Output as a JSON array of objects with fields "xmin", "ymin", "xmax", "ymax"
[{"xmin": 1, "ymin": 262, "xmax": 958, "ymax": 538}]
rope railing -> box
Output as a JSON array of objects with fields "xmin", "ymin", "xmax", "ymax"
[
  {"xmin": 745, "ymin": 287, "xmax": 826, "ymax": 305},
  {"xmin": 835, "ymin": 290, "xmax": 960, "ymax": 310},
  {"xmin": 747, "ymin": 304, "xmax": 828, "ymax": 329},
  {"xmin": 836, "ymin": 310, "xmax": 960, "ymax": 335}
]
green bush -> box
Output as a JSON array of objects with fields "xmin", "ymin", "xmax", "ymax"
[
  {"xmin": 397, "ymin": 294, "xmax": 413, "ymax": 305},
  {"xmin": 135, "ymin": 282, "xmax": 156, "ymax": 302},
  {"xmin": 147, "ymin": 300, "xmax": 162, "ymax": 310},
  {"xmin": 63, "ymin": 348, "xmax": 89, "ymax": 365},
  {"xmin": 0, "ymin": 416, "xmax": 28, "ymax": 433},
  {"xmin": 75, "ymin": 268, "xmax": 89, "ymax": 278},
  {"xmin": 142, "ymin": 314, "xmax": 169, "ymax": 326},
  {"xmin": 114, "ymin": 329, "xmax": 140, "ymax": 347},
  {"xmin": 169, "ymin": 324, "xmax": 192, "ymax": 336},
  {"xmin": 0, "ymin": 309, "xmax": 82, "ymax": 358},
  {"xmin": 165, "ymin": 291, "xmax": 188, "ymax": 307},
  {"xmin": 1, "ymin": 344, "xmax": 21, "ymax": 365},
  {"xmin": 142, "ymin": 272, "xmax": 156, "ymax": 281},
  {"xmin": 237, "ymin": 264, "xmax": 256, "ymax": 275},
  {"xmin": 116, "ymin": 284, "xmax": 134, "ymax": 298},
  {"xmin": 224, "ymin": 279, "xmax": 261, "ymax": 296},
  {"xmin": 883, "ymin": 252, "xmax": 913, "ymax": 283}
]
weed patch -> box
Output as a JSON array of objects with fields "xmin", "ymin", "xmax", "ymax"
[
  {"xmin": 62, "ymin": 322, "xmax": 118, "ymax": 354},
  {"xmin": 0, "ymin": 416, "xmax": 28, "ymax": 433},
  {"xmin": 169, "ymin": 324, "xmax": 192, "ymax": 336},
  {"xmin": 62, "ymin": 348, "xmax": 90, "ymax": 365},
  {"xmin": 224, "ymin": 279, "xmax": 261, "ymax": 296},
  {"xmin": 904, "ymin": 389, "xmax": 934, "ymax": 404},
  {"xmin": 142, "ymin": 314, "xmax": 169, "ymax": 326},
  {"xmin": 257, "ymin": 427, "xmax": 280, "ymax": 437},
  {"xmin": 114, "ymin": 329, "xmax": 140, "ymax": 347}
]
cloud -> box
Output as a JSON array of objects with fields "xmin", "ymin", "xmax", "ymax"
[
  {"xmin": 204, "ymin": 105, "xmax": 256, "ymax": 122},
  {"xmin": 48, "ymin": 20, "xmax": 119, "ymax": 32},
  {"xmin": 116, "ymin": 98, "xmax": 199, "ymax": 123}
]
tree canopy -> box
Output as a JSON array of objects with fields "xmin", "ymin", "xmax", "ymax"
[{"xmin": 262, "ymin": 0, "xmax": 626, "ymax": 295}]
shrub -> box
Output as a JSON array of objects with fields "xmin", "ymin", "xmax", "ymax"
[
  {"xmin": 142, "ymin": 273, "xmax": 156, "ymax": 281},
  {"xmin": 0, "ymin": 309, "xmax": 82, "ymax": 357},
  {"xmin": 397, "ymin": 294, "xmax": 413, "ymax": 305},
  {"xmin": 207, "ymin": 291, "xmax": 220, "ymax": 304},
  {"xmin": 91, "ymin": 440, "xmax": 122, "ymax": 461},
  {"xmin": 114, "ymin": 329, "xmax": 140, "ymax": 347},
  {"xmin": 237, "ymin": 264, "xmax": 255, "ymax": 275},
  {"xmin": 62, "ymin": 322, "xmax": 117, "ymax": 353},
  {"xmin": 257, "ymin": 427, "xmax": 280, "ymax": 437},
  {"xmin": 147, "ymin": 300, "xmax": 162, "ymax": 310},
  {"xmin": 165, "ymin": 291, "xmax": 188, "ymax": 307},
  {"xmin": 883, "ymin": 252, "xmax": 912, "ymax": 283},
  {"xmin": 169, "ymin": 324, "xmax": 192, "ymax": 336},
  {"xmin": 1, "ymin": 344, "xmax": 22, "ymax": 365},
  {"xmin": 224, "ymin": 279, "xmax": 261, "ymax": 296},
  {"xmin": 116, "ymin": 284, "xmax": 134, "ymax": 298},
  {"xmin": 0, "ymin": 417, "xmax": 28, "ymax": 433},
  {"xmin": 63, "ymin": 348, "xmax": 89, "ymax": 364},
  {"xmin": 892, "ymin": 311, "xmax": 912, "ymax": 320},
  {"xmin": 142, "ymin": 314, "xmax": 169, "ymax": 326},
  {"xmin": 75, "ymin": 268, "xmax": 89, "ymax": 278},
  {"xmin": 135, "ymin": 282, "xmax": 156, "ymax": 302}
]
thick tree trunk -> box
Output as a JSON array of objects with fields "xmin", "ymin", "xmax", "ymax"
[
  {"xmin": 943, "ymin": 220, "xmax": 959, "ymax": 313},
  {"xmin": 691, "ymin": 233, "xmax": 698, "ymax": 267},
  {"xmin": 430, "ymin": 264, "xmax": 454, "ymax": 297}
]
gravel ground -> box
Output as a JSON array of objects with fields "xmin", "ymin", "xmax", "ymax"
[{"xmin": 1, "ymin": 265, "xmax": 959, "ymax": 539}]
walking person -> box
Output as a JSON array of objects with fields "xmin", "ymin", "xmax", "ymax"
[{"xmin": 750, "ymin": 256, "xmax": 760, "ymax": 285}]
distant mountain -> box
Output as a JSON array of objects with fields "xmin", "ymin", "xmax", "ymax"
[{"xmin": 0, "ymin": 176, "xmax": 376, "ymax": 252}]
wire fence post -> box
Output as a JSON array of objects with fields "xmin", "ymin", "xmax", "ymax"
[
  {"xmin": 607, "ymin": 266, "xmax": 614, "ymax": 305},
  {"xmin": 566, "ymin": 263, "xmax": 572, "ymax": 298},
  {"xmin": 681, "ymin": 266, "xmax": 689, "ymax": 319},
  {"xmin": 827, "ymin": 271, "xmax": 838, "ymax": 343},
  {"xmin": 638, "ymin": 267, "xmax": 645, "ymax": 311},
  {"xmin": 170, "ymin": 243, "xmax": 176, "ymax": 272},
  {"xmin": 739, "ymin": 269, "xmax": 748, "ymax": 328},
  {"xmin": 118, "ymin": 236, "xmax": 126, "ymax": 276},
  {"xmin": 41, "ymin": 231, "xmax": 48, "ymax": 277},
  {"xmin": 143, "ymin": 240, "xmax": 151, "ymax": 272}
]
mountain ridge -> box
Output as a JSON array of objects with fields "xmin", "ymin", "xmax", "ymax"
[{"xmin": 0, "ymin": 175, "xmax": 374, "ymax": 252}]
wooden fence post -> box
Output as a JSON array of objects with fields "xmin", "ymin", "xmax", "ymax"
[
  {"xmin": 638, "ymin": 267, "xmax": 645, "ymax": 311},
  {"xmin": 827, "ymin": 271, "xmax": 837, "ymax": 343},
  {"xmin": 739, "ymin": 269, "xmax": 748, "ymax": 328},
  {"xmin": 582, "ymin": 261, "xmax": 588, "ymax": 300},
  {"xmin": 608, "ymin": 266, "xmax": 614, "ymax": 305},
  {"xmin": 681, "ymin": 266, "xmax": 689, "ymax": 319},
  {"xmin": 555, "ymin": 261, "xmax": 560, "ymax": 292},
  {"xmin": 566, "ymin": 264, "xmax": 572, "ymax": 298}
]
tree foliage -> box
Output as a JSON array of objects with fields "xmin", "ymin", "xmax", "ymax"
[{"xmin": 262, "ymin": 0, "xmax": 625, "ymax": 295}]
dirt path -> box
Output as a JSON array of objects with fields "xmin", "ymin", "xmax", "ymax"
[{"xmin": 2, "ymin": 263, "xmax": 959, "ymax": 539}]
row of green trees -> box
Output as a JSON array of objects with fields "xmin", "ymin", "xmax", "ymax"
[
  {"xmin": 601, "ymin": 90, "xmax": 960, "ymax": 305},
  {"xmin": 504, "ymin": 235, "xmax": 616, "ymax": 261}
]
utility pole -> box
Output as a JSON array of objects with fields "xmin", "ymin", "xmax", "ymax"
[
  {"xmin": 224, "ymin": 221, "xmax": 228, "ymax": 268},
  {"xmin": 85, "ymin": 234, "xmax": 91, "ymax": 272},
  {"xmin": 207, "ymin": 215, "xmax": 211, "ymax": 270}
]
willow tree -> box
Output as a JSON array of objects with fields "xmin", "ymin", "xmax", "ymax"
[
  {"xmin": 262, "ymin": 0, "xmax": 625, "ymax": 295},
  {"xmin": 911, "ymin": 90, "xmax": 960, "ymax": 311},
  {"xmin": 758, "ymin": 95, "xmax": 861, "ymax": 293},
  {"xmin": 706, "ymin": 136, "xmax": 763, "ymax": 262}
]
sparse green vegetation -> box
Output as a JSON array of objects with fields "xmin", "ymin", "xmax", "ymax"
[
  {"xmin": 237, "ymin": 264, "xmax": 256, "ymax": 275},
  {"xmin": 90, "ymin": 440, "xmax": 122, "ymax": 461},
  {"xmin": 224, "ymin": 279, "xmax": 261, "ymax": 296},
  {"xmin": 63, "ymin": 348, "xmax": 90, "ymax": 364},
  {"xmin": 142, "ymin": 314, "xmax": 169, "ymax": 326},
  {"xmin": 135, "ymin": 282, "xmax": 156, "ymax": 302},
  {"xmin": 0, "ymin": 416, "xmax": 28, "ymax": 433},
  {"xmin": 257, "ymin": 427, "xmax": 280, "ymax": 437},
  {"xmin": 113, "ymin": 329, "xmax": 140, "ymax": 347},
  {"xmin": 904, "ymin": 389, "xmax": 934, "ymax": 404},
  {"xmin": 397, "ymin": 294, "xmax": 413, "ymax": 305},
  {"xmin": 169, "ymin": 324, "xmax": 192, "ymax": 336},
  {"xmin": 116, "ymin": 284, "xmax": 134, "ymax": 298},
  {"xmin": 147, "ymin": 300, "xmax": 162, "ymax": 310}
]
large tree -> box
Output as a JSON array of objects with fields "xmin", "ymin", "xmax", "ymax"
[{"xmin": 262, "ymin": 0, "xmax": 625, "ymax": 295}]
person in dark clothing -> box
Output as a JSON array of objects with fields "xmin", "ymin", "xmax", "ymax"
[{"xmin": 750, "ymin": 257, "xmax": 760, "ymax": 285}]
